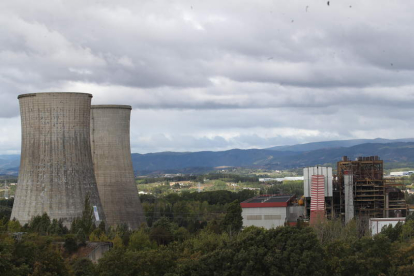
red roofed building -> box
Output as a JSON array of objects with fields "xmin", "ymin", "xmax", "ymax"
[{"xmin": 241, "ymin": 194, "xmax": 304, "ymax": 229}]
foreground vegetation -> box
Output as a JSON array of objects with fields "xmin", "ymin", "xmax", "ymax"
[{"xmin": 2, "ymin": 191, "xmax": 414, "ymax": 275}]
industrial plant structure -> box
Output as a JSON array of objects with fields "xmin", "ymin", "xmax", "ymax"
[
  {"xmin": 304, "ymin": 156, "xmax": 407, "ymax": 223},
  {"xmin": 90, "ymin": 105, "xmax": 145, "ymax": 229},
  {"xmin": 303, "ymin": 167, "xmax": 333, "ymax": 221},
  {"xmin": 11, "ymin": 93, "xmax": 106, "ymax": 227}
]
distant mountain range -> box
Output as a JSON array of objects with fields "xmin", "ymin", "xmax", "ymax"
[
  {"xmin": 0, "ymin": 155, "xmax": 20, "ymax": 176},
  {"xmin": 2, "ymin": 138, "xmax": 414, "ymax": 176},
  {"xmin": 131, "ymin": 141, "xmax": 414, "ymax": 174},
  {"xmin": 266, "ymin": 138, "xmax": 414, "ymax": 152}
]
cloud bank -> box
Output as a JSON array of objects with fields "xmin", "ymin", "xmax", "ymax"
[{"xmin": 1, "ymin": 0, "xmax": 414, "ymax": 153}]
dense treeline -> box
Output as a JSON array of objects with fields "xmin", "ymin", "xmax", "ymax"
[
  {"xmin": 3, "ymin": 192, "xmax": 414, "ymax": 275},
  {"xmin": 0, "ymin": 196, "xmax": 245, "ymax": 275},
  {"xmin": 95, "ymin": 215, "xmax": 414, "ymax": 276},
  {"xmin": 201, "ymin": 173, "xmax": 259, "ymax": 183},
  {"xmin": 4, "ymin": 217, "xmax": 414, "ymax": 275},
  {"xmin": 141, "ymin": 189, "xmax": 256, "ymax": 205},
  {"xmin": 0, "ymin": 198, "xmax": 13, "ymax": 223},
  {"xmin": 261, "ymin": 180, "xmax": 304, "ymax": 196},
  {"xmin": 140, "ymin": 190, "xmax": 255, "ymax": 228}
]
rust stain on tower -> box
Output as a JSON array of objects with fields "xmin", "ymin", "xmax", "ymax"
[
  {"xmin": 90, "ymin": 105, "xmax": 145, "ymax": 229},
  {"xmin": 11, "ymin": 92, "xmax": 106, "ymax": 227}
]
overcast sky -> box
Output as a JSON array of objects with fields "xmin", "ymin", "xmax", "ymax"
[{"xmin": 1, "ymin": 0, "xmax": 414, "ymax": 154}]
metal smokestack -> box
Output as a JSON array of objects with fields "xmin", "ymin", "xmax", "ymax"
[
  {"xmin": 11, "ymin": 92, "xmax": 106, "ymax": 227},
  {"xmin": 90, "ymin": 105, "xmax": 145, "ymax": 229}
]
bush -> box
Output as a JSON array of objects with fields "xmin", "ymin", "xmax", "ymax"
[{"xmin": 64, "ymin": 235, "xmax": 78, "ymax": 254}]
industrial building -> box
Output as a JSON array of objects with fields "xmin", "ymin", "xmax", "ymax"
[
  {"xmin": 303, "ymin": 167, "xmax": 333, "ymax": 221},
  {"xmin": 304, "ymin": 156, "xmax": 408, "ymax": 224},
  {"xmin": 240, "ymin": 194, "xmax": 304, "ymax": 229},
  {"xmin": 11, "ymin": 92, "xmax": 106, "ymax": 227},
  {"xmin": 90, "ymin": 105, "xmax": 145, "ymax": 229}
]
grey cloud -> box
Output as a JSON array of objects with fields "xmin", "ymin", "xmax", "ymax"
[{"xmin": 1, "ymin": 1, "xmax": 414, "ymax": 154}]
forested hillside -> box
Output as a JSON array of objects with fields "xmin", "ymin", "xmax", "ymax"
[
  {"xmin": 3, "ymin": 141, "xmax": 414, "ymax": 175},
  {"xmin": 131, "ymin": 142, "xmax": 414, "ymax": 173}
]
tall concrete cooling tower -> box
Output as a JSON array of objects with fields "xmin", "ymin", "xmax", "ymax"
[
  {"xmin": 11, "ymin": 92, "xmax": 106, "ymax": 227},
  {"xmin": 90, "ymin": 105, "xmax": 145, "ymax": 229}
]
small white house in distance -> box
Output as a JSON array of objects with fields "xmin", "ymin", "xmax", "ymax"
[
  {"xmin": 390, "ymin": 171, "xmax": 414, "ymax": 177},
  {"xmin": 240, "ymin": 194, "xmax": 304, "ymax": 229},
  {"xmin": 369, "ymin": 218, "xmax": 405, "ymax": 235}
]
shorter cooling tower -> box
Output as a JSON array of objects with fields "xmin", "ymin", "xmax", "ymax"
[
  {"xmin": 11, "ymin": 92, "xmax": 106, "ymax": 227},
  {"xmin": 90, "ymin": 105, "xmax": 145, "ymax": 229}
]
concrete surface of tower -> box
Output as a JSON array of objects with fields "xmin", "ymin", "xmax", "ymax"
[
  {"xmin": 11, "ymin": 92, "xmax": 106, "ymax": 227},
  {"xmin": 90, "ymin": 105, "xmax": 145, "ymax": 229}
]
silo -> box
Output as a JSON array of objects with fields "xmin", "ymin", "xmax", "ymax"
[
  {"xmin": 90, "ymin": 105, "xmax": 145, "ymax": 229},
  {"xmin": 11, "ymin": 92, "xmax": 106, "ymax": 227}
]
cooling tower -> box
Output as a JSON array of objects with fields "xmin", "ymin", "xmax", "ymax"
[
  {"xmin": 11, "ymin": 92, "xmax": 106, "ymax": 227},
  {"xmin": 90, "ymin": 105, "xmax": 145, "ymax": 229}
]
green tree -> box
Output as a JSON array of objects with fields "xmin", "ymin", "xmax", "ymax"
[
  {"xmin": 98, "ymin": 221, "xmax": 106, "ymax": 233},
  {"xmin": 71, "ymin": 195, "xmax": 96, "ymax": 237},
  {"xmin": 64, "ymin": 235, "xmax": 78, "ymax": 254},
  {"xmin": 96, "ymin": 248, "xmax": 176, "ymax": 276},
  {"xmin": 112, "ymin": 235, "xmax": 124, "ymax": 249},
  {"xmin": 7, "ymin": 219, "xmax": 21, "ymax": 232},
  {"xmin": 182, "ymin": 229, "xmax": 229, "ymax": 255},
  {"xmin": 174, "ymin": 227, "xmax": 190, "ymax": 242},
  {"xmin": 81, "ymin": 195, "xmax": 95, "ymax": 235},
  {"xmin": 401, "ymin": 220, "xmax": 414, "ymax": 240},
  {"xmin": 0, "ymin": 236, "xmax": 16, "ymax": 276},
  {"xmin": 28, "ymin": 213, "xmax": 51, "ymax": 235},
  {"xmin": 31, "ymin": 247, "xmax": 69, "ymax": 276},
  {"xmin": 150, "ymin": 217, "xmax": 176, "ymax": 245},
  {"xmin": 5, "ymin": 234, "xmax": 70, "ymax": 276},
  {"xmin": 172, "ymin": 201, "xmax": 191, "ymax": 227},
  {"xmin": 178, "ymin": 226, "xmax": 326, "ymax": 276},
  {"xmin": 325, "ymin": 234, "xmax": 393, "ymax": 276},
  {"xmin": 381, "ymin": 222, "xmax": 403, "ymax": 242},
  {"xmin": 89, "ymin": 228, "xmax": 109, "ymax": 242},
  {"xmin": 71, "ymin": 258, "xmax": 95, "ymax": 276},
  {"xmin": 47, "ymin": 219, "xmax": 68, "ymax": 236},
  {"xmin": 213, "ymin": 180, "xmax": 227, "ymax": 190},
  {"xmin": 405, "ymin": 212, "xmax": 414, "ymax": 222},
  {"xmin": 95, "ymin": 249, "xmax": 135, "ymax": 276},
  {"xmin": 76, "ymin": 229, "xmax": 87, "ymax": 246},
  {"xmin": 128, "ymin": 228, "xmax": 155, "ymax": 251},
  {"xmin": 221, "ymin": 200, "xmax": 243, "ymax": 233}
]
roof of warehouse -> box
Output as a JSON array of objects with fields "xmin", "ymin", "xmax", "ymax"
[{"xmin": 241, "ymin": 194, "xmax": 295, "ymax": 208}]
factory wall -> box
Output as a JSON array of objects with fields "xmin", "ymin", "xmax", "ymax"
[
  {"xmin": 287, "ymin": 206, "xmax": 305, "ymax": 222},
  {"xmin": 242, "ymin": 207, "xmax": 288, "ymax": 229}
]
